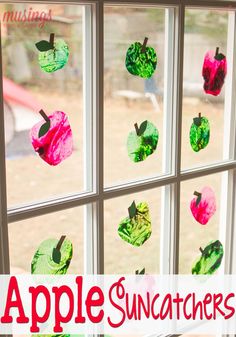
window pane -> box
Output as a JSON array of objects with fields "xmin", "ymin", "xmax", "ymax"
[
  {"xmin": 104, "ymin": 6, "xmax": 166, "ymax": 187},
  {"xmin": 179, "ymin": 173, "xmax": 222, "ymax": 274},
  {"xmin": 1, "ymin": 3, "xmax": 86, "ymax": 207},
  {"xmin": 182, "ymin": 9, "xmax": 229, "ymax": 169},
  {"xmin": 9, "ymin": 206, "xmax": 84, "ymax": 274},
  {"xmin": 104, "ymin": 188, "xmax": 161, "ymax": 274}
]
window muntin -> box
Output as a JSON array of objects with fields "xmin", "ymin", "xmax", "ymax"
[
  {"xmin": 179, "ymin": 172, "xmax": 222, "ymax": 274},
  {"xmin": 104, "ymin": 6, "xmax": 167, "ymax": 188},
  {"xmin": 104, "ymin": 187, "xmax": 161, "ymax": 274},
  {"xmin": 8, "ymin": 205, "xmax": 84, "ymax": 274},
  {"xmin": 181, "ymin": 8, "xmax": 229, "ymax": 170},
  {"xmin": 2, "ymin": 3, "xmax": 86, "ymax": 207}
]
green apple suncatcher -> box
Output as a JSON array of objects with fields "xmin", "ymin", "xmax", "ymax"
[
  {"xmin": 189, "ymin": 113, "xmax": 210, "ymax": 152},
  {"xmin": 118, "ymin": 201, "xmax": 152, "ymax": 247},
  {"xmin": 125, "ymin": 37, "xmax": 157, "ymax": 78},
  {"xmin": 36, "ymin": 33, "xmax": 69, "ymax": 73},
  {"xmin": 127, "ymin": 120, "xmax": 159, "ymax": 162},
  {"xmin": 192, "ymin": 240, "xmax": 224, "ymax": 275},
  {"xmin": 31, "ymin": 236, "xmax": 73, "ymax": 274}
]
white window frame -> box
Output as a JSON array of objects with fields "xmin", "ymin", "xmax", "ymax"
[{"xmin": 0, "ymin": 0, "xmax": 236, "ymax": 328}]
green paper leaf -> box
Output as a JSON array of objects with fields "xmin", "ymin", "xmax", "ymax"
[
  {"xmin": 193, "ymin": 117, "xmax": 202, "ymax": 127},
  {"xmin": 38, "ymin": 121, "xmax": 50, "ymax": 138},
  {"xmin": 138, "ymin": 120, "xmax": 148, "ymax": 136},
  {"xmin": 35, "ymin": 40, "xmax": 53, "ymax": 52},
  {"xmin": 215, "ymin": 53, "xmax": 225, "ymax": 61},
  {"xmin": 136, "ymin": 267, "xmax": 145, "ymax": 275},
  {"xmin": 52, "ymin": 248, "xmax": 61, "ymax": 264},
  {"xmin": 128, "ymin": 201, "xmax": 137, "ymax": 219},
  {"xmin": 140, "ymin": 267, "xmax": 145, "ymax": 274}
]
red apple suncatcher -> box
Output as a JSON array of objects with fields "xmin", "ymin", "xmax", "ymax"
[
  {"xmin": 190, "ymin": 186, "xmax": 216, "ymax": 225},
  {"xmin": 202, "ymin": 47, "xmax": 227, "ymax": 96},
  {"xmin": 30, "ymin": 110, "xmax": 73, "ymax": 166}
]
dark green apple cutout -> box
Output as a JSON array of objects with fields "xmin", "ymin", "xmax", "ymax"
[
  {"xmin": 31, "ymin": 235, "xmax": 73, "ymax": 275},
  {"xmin": 118, "ymin": 201, "xmax": 152, "ymax": 247},
  {"xmin": 125, "ymin": 37, "xmax": 157, "ymax": 78},
  {"xmin": 127, "ymin": 120, "xmax": 159, "ymax": 163},
  {"xmin": 189, "ymin": 113, "xmax": 210, "ymax": 152},
  {"xmin": 35, "ymin": 33, "xmax": 69, "ymax": 73},
  {"xmin": 192, "ymin": 240, "xmax": 224, "ymax": 275}
]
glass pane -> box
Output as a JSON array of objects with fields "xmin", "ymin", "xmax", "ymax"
[
  {"xmin": 9, "ymin": 206, "xmax": 84, "ymax": 274},
  {"xmin": 104, "ymin": 6, "xmax": 166, "ymax": 187},
  {"xmin": 104, "ymin": 188, "xmax": 161, "ymax": 274},
  {"xmin": 179, "ymin": 173, "xmax": 222, "ymax": 274},
  {"xmin": 1, "ymin": 3, "xmax": 85, "ymax": 206},
  {"xmin": 182, "ymin": 9, "xmax": 229, "ymax": 169}
]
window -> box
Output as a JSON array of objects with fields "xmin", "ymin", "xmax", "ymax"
[{"xmin": 0, "ymin": 1, "xmax": 236, "ymax": 336}]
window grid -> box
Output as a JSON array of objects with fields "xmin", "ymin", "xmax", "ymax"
[{"xmin": 0, "ymin": 0, "xmax": 235, "ymax": 283}]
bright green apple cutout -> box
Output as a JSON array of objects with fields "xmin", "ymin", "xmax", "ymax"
[
  {"xmin": 31, "ymin": 235, "xmax": 73, "ymax": 275},
  {"xmin": 125, "ymin": 37, "xmax": 157, "ymax": 78},
  {"xmin": 127, "ymin": 120, "xmax": 159, "ymax": 163},
  {"xmin": 118, "ymin": 201, "xmax": 152, "ymax": 247},
  {"xmin": 189, "ymin": 113, "xmax": 210, "ymax": 152},
  {"xmin": 192, "ymin": 240, "xmax": 223, "ymax": 275},
  {"xmin": 36, "ymin": 33, "xmax": 69, "ymax": 73}
]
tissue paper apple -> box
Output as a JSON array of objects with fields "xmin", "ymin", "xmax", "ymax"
[
  {"xmin": 35, "ymin": 33, "xmax": 69, "ymax": 73},
  {"xmin": 125, "ymin": 37, "xmax": 157, "ymax": 78},
  {"xmin": 30, "ymin": 110, "xmax": 73, "ymax": 166},
  {"xmin": 202, "ymin": 47, "xmax": 227, "ymax": 96},
  {"xmin": 189, "ymin": 113, "xmax": 210, "ymax": 152},
  {"xmin": 31, "ymin": 235, "xmax": 73, "ymax": 274},
  {"xmin": 127, "ymin": 120, "xmax": 159, "ymax": 162},
  {"xmin": 118, "ymin": 201, "xmax": 152, "ymax": 247},
  {"xmin": 190, "ymin": 187, "xmax": 216, "ymax": 225},
  {"xmin": 192, "ymin": 240, "xmax": 223, "ymax": 275}
]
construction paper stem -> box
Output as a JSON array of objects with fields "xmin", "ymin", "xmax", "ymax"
[
  {"xmin": 198, "ymin": 112, "xmax": 201, "ymax": 118},
  {"xmin": 39, "ymin": 109, "xmax": 50, "ymax": 123},
  {"xmin": 199, "ymin": 247, "xmax": 204, "ymax": 254},
  {"xmin": 56, "ymin": 235, "xmax": 66, "ymax": 251},
  {"xmin": 215, "ymin": 47, "xmax": 219, "ymax": 57},
  {"xmin": 194, "ymin": 191, "xmax": 201, "ymax": 197},
  {"xmin": 134, "ymin": 123, "xmax": 139, "ymax": 135},
  {"xmin": 50, "ymin": 33, "xmax": 55, "ymax": 47},
  {"xmin": 141, "ymin": 37, "xmax": 148, "ymax": 53}
]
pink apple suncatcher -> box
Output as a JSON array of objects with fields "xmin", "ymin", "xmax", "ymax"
[
  {"xmin": 30, "ymin": 111, "xmax": 73, "ymax": 166},
  {"xmin": 190, "ymin": 186, "xmax": 216, "ymax": 225}
]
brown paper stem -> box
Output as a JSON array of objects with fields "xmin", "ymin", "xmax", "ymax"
[
  {"xmin": 56, "ymin": 235, "xmax": 66, "ymax": 251},
  {"xmin": 141, "ymin": 37, "xmax": 148, "ymax": 53},
  {"xmin": 39, "ymin": 109, "xmax": 50, "ymax": 123},
  {"xmin": 134, "ymin": 123, "xmax": 139, "ymax": 135},
  {"xmin": 49, "ymin": 33, "xmax": 55, "ymax": 47}
]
